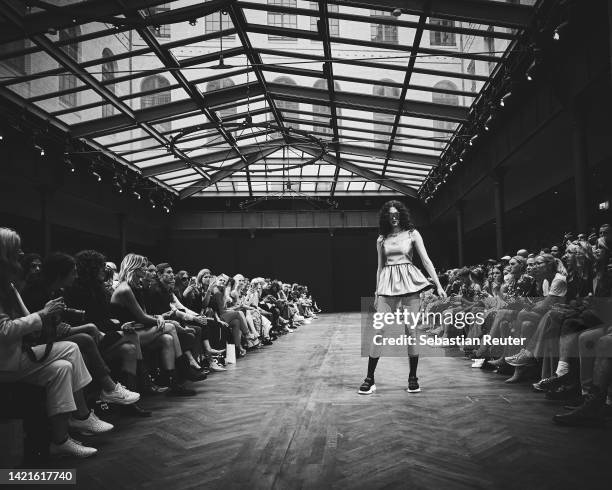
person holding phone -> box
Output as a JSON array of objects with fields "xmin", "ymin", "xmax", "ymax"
[{"xmin": 358, "ymin": 200, "xmax": 446, "ymax": 395}]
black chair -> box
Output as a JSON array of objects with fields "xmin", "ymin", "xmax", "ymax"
[{"xmin": 0, "ymin": 383, "xmax": 50, "ymax": 464}]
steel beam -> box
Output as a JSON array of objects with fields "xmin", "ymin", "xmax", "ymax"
[{"xmin": 179, "ymin": 146, "xmax": 280, "ymax": 199}]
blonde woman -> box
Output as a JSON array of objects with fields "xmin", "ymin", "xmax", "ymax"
[
  {"xmin": 0, "ymin": 228, "xmax": 111, "ymax": 458},
  {"xmin": 110, "ymin": 254, "xmax": 195, "ymax": 396},
  {"xmin": 246, "ymin": 278, "xmax": 274, "ymax": 345}
]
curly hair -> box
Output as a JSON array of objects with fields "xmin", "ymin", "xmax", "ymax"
[
  {"xmin": 378, "ymin": 200, "xmax": 414, "ymax": 237},
  {"xmin": 74, "ymin": 250, "xmax": 106, "ymax": 287}
]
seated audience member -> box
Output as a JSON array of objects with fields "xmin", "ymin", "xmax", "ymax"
[
  {"xmin": 104, "ymin": 262, "xmax": 119, "ymax": 291},
  {"xmin": 110, "ymin": 254, "xmax": 196, "ymax": 396},
  {"xmin": 19, "ymin": 252, "xmax": 42, "ymax": 287},
  {"xmin": 553, "ymin": 326, "xmax": 612, "ymax": 426},
  {"xmin": 22, "ymin": 252, "xmax": 140, "ymax": 407},
  {"xmin": 0, "ymin": 227, "xmax": 111, "ymax": 458},
  {"xmin": 65, "ymin": 250, "xmax": 151, "ymax": 417},
  {"xmin": 208, "ymin": 274, "xmax": 249, "ymax": 357},
  {"xmin": 144, "ymin": 263, "xmax": 207, "ymax": 381},
  {"xmin": 174, "ymin": 270, "xmax": 190, "ymax": 302}
]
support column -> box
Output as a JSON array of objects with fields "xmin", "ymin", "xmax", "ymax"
[
  {"xmin": 39, "ymin": 187, "xmax": 52, "ymax": 256},
  {"xmin": 571, "ymin": 103, "xmax": 589, "ymax": 233},
  {"xmin": 493, "ymin": 170, "xmax": 505, "ymax": 258},
  {"xmin": 117, "ymin": 213, "xmax": 127, "ymax": 260},
  {"xmin": 456, "ymin": 201, "xmax": 464, "ymax": 267}
]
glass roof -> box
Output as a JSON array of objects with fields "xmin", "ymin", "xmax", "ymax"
[{"xmin": 0, "ymin": 0, "xmax": 538, "ymax": 199}]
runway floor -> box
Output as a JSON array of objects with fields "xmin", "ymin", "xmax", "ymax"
[{"xmin": 51, "ymin": 314, "xmax": 612, "ymax": 489}]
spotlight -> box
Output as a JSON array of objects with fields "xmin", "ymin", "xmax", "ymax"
[
  {"xmin": 449, "ymin": 161, "xmax": 458, "ymax": 171},
  {"xmin": 112, "ymin": 176, "xmax": 123, "ymax": 194},
  {"xmin": 469, "ymin": 134, "xmax": 479, "ymax": 146},
  {"xmin": 553, "ymin": 21, "xmax": 569, "ymax": 41},
  {"xmin": 132, "ymin": 190, "xmax": 141, "ymax": 200},
  {"xmin": 34, "ymin": 144, "xmax": 45, "ymax": 156},
  {"xmin": 500, "ymin": 91, "xmax": 512, "ymax": 107},
  {"xmin": 189, "ymin": 19, "xmax": 197, "ymax": 26},
  {"xmin": 391, "ymin": 8, "xmax": 402, "ymax": 17},
  {"xmin": 484, "ymin": 115, "xmax": 493, "ymax": 131},
  {"xmin": 91, "ymin": 171, "xmax": 102, "ymax": 182},
  {"xmin": 526, "ymin": 60, "xmax": 536, "ymax": 81},
  {"xmin": 163, "ymin": 205, "xmax": 170, "ymax": 214},
  {"xmin": 149, "ymin": 196, "xmax": 156, "ymax": 209},
  {"xmin": 63, "ymin": 155, "xmax": 75, "ymax": 173},
  {"xmin": 0, "ymin": 129, "xmax": 4, "ymax": 141}
]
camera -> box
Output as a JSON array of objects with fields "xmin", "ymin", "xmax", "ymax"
[{"xmin": 62, "ymin": 308, "xmax": 86, "ymax": 324}]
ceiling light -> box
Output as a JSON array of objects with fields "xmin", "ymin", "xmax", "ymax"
[
  {"xmin": 132, "ymin": 190, "xmax": 141, "ymax": 200},
  {"xmin": 469, "ymin": 134, "xmax": 479, "ymax": 146},
  {"xmin": 500, "ymin": 91, "xmax": 512, "ymax": 107},
  {"xmin": 392, "ymin": 8, "xmax": 402, "ymax": 17},
  {"xmin": 63, "ymin": 155, "xmax": 75, "ymax": 173},
  {"xmin": 112, "ymin": 176, "xmax": 123, "ymax": 193},
  {"xmin": 91, "ymin": 171, "xmax": 102, "ymax": 182},
  {"xmin": 34, "ymin": 144, "xmax": 45, "ymax": 156},
  {"xmin": 189, "ymin": 19, "xmax": 197, "ymax": 26},
  {"xmin": 484, "ymin": 115, "xmax": 493, "ymax": 131},
  {"xmin": 553, "ymin": 21, "xmax": 569, "ymax": 41}
]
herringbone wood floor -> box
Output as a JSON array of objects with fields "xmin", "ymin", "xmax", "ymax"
[{"xmin": 52, "ymin": 314, "xmax": 612, "ymax": 489}]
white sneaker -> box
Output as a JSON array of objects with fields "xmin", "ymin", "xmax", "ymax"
[
  {"xmin": 69, "ymin": 410, "xmax": 114, "ymax": 436},
  {"xmin": 50, "ymin": 436, "xmax": 97, "ymax": 458},
  {"xmin": 100, "ymin": 382, "xmax": 140, "ymax": 405},
  {"xmin": 209, "ymin": 359, "xmax": 226, "ymax": 372},
  {"xmin": 471, "ymin": 358, "xmax": 486, "ymax": 368}
]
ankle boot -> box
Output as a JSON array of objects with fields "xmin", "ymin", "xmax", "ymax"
[
  {"xmin": 176, "ymin": 355, "xmax": 207, "ymax": 382},
  {"xmin": 553, "ymin": 386, "xmax": 606, "ymax": 426},
  {"xmin": 118, "ymin": 371, "xmax": 153, "ymax": 417},
  {"xmin": 163, "ymin": 369, "xmax": 196, "ymax": 397}
]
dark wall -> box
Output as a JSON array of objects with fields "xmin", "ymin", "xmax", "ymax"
[
  {"xmin": 0, "ymin": 133, "xmax": 167, "ymax": 262},
  {"xmin": 168, "ymin": 225, "xmax": 443, "ymax": 312}
]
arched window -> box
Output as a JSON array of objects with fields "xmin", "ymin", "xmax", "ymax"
[
  {"xmin": 101, "ymin": 48, "xmax": 117, "ymax": 118},
  {"xmin": 429, "ymin": 18, "xmax": 456, "ymax": 46},
  {"xmin": 59, "ymin": 26, "xmax": 81, "ymax": 107},
  {"xmin": 273, "ymin": 76, "xmax": 299, "ymax": 130},
  {"xmin": 206, "ymin": 78, "xmax": 236, "ymax": 145},
  {"xmin": 141, "ymin": 75, "xmax": 171, "ymax": 133},
  {"xmin": 372, "ymin": 81, "xmax": 399, "ymax": 149},
  {"xmin": 432, "ymin": 80, "xmax": 459, "ymax": 149},
  {"xmin": 312, "ymin": 79, "xmax": 341, "ymax": 137}
]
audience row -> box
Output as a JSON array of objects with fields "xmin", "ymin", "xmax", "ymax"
[{"xmin": 0, "ymin": 227, "xmax": 320, "ymax": 459}]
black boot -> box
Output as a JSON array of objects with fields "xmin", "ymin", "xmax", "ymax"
[
  {"xmin": 177, "ymin": 355, "xmax": 207, "ymax": 382},
  {"xmin": 162, "ymin": 370, "xmax": 196, "ymax": 397},
  {"xmin": 552, "ymin": 386, "xmax": 606, "ymax": 427},
  {"xmin": 118, "ymin": 372, "xmax": 152, "ymax": 417}
]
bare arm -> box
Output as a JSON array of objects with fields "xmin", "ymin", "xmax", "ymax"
[
  {"xmin": 412, "ymin": 230, "xmax": 446, "ymax": 298},
  {"xmin": 112, "ymin": 285, "xmax": 158, "ymax": 325},
  {"xmin": 375, "ymin": 235, "xmax": 384, "ymax": 296}
]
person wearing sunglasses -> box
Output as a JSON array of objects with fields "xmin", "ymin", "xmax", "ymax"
[{"xmin": 358, "ymin": 200, "xmax": 446, "ymax": 396}]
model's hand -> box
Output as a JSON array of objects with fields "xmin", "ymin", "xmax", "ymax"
[{"xmin": 436, "ymin": 286, "xmax": 447, "ymax": 298}]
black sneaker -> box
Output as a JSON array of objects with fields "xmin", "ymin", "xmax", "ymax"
[
  {"xmin": 358, "ymin": 377, "xmax": 376, "ymax": 395},
  {"xmin": 167, "ymin": 383, "xmax": 196, "ymax": 397},
  {"xmin": 406, "ymin": 376, "xmax": 421, "ymax": 393}
]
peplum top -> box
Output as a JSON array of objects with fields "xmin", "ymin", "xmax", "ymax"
[{"xmin": 376, "ymin": 229, "xmax": 431, "ymax": 296}]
